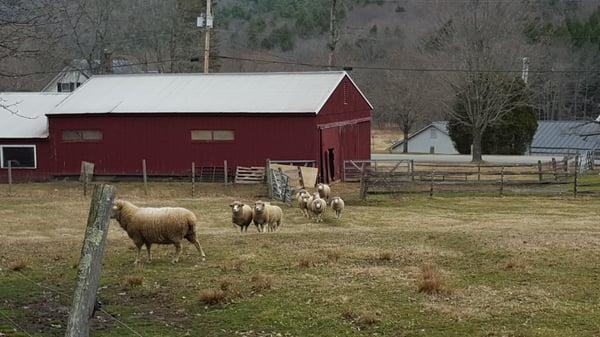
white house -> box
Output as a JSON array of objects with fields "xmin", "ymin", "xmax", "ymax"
[{"xmin": 389, "ymin": 121, "xmax": 458, "ymax": 154}]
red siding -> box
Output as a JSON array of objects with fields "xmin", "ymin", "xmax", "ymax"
[
  {"xmin": 48, "ymin": 114, "xmax": 318, "ymax": 176},
  {"xmin": 0, "ymin": 139, "xmax": 52, "ymax": 182},
  {"xmin": 316, "ymin": 75, "xmax": 372, "ymax": 181}
]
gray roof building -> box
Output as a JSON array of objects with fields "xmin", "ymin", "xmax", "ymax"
[{"xmin": 530, "ymin": 121, "xmax": 600, "ymax": 155}]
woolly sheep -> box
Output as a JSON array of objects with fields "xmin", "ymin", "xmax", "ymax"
[
  {"xmin": 317, "ymin": 183, "xmax": 331, "ymax": 201},
  {"xmin": 253, "ymin": 200, "xmax": 283, "ymax": 232},
  {"xmin": 111, "ymin": 200, "xmax": 206, "ymax": 264},
  {"xmin": 309, "ymin": 196, "xmax": 327, "ymax": 223},
  {"xmin": 298, "ymin": 193, "xmax": 311, "ymax": 218},
  {"xmin": 330, "ymin": 197, "xmax": 345, "ymax": 219},
  {"xmin": 230, "ymin": 201, "xmax": 254, "ymax": 233}
]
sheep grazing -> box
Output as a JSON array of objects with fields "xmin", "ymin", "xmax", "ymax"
[
  {"xmin": 309, "ymin": 196, "xmax": 327, "ymax": 223},
  {"xmin": 253, "ymin": 200, "xmax": 283, "ymax": 232},
  {"xmin": 317, "ymin": 183, "xmax": 331, "ymax": 201},
  {"xmin": 295, "ymin": 189, "xmax": 308, "ymax": 202},
  {"xmin": 230, "ymin": 201, "xmax": 254, "ymax": 233},
  {"xmin": 111, "ymin": 200, "xmax": 206, "ymax": 264},
  {"xmin": 330, "ymin": 197, "xmax": 345, "ymax": 219},
  {"xmin": 298, "ymin": 193, "xmax": 311, "ymax": 218}
]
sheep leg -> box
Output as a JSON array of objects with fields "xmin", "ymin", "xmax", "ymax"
[
  {"xmin": 172, "ymin": 242, "xmax": 182, "ymax": 263},
  {"xmin": 145, "ymin": 243, "xmax": 152, "ymax": 262},
  {"xmin": 189, "ymin": 238, "xmax": 206, "ymax": 261},
  {"xmin": 134, "ymin": 242, "xmax": 143, "ymax": 265}
]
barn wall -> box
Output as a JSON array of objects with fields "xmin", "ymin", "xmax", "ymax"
[
  {"xmin": 316, "ymin": 75, "xmax": 372, "ymax": 181},
  {"xmin": 0, "ymin": 139, "xmax": 52, "ymax": 182},
  {"xmin": 48, "ymin": 114, "xmax": 318, "ymax": 176}
]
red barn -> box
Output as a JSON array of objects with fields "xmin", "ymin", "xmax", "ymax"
[
  {"xmin": 0, "ymin": 92, "xmax": 68, "ymax": 182},
  {"xmin": 5, "ymin": 71, "xmax": 372, "ymax": 182}
]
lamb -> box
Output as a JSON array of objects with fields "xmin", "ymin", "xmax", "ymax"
[
  {"xmin": 317, "ymin": 183, "xmax": 331, "ymax": 201},
  {"xmin": 298, "ymin": 193, "xmax": 311, "ymax": 218},
  {"xmin": 330, "ymin": 197, "xmax": 345, "ymax": 219},
  {"xmin": 111, "ymin": 200, "xmax": 206, "ymax": 264},
  {"xmin": 230, "ymin": 201, "xmax": 254, "ymax": 233},
  {"xmin": 253, "ymin": 200, "xmax": 283, "ymax": 232},
  {"xmin": 309, "ymin": 195, "xmax": 327, "ymax": 223}
]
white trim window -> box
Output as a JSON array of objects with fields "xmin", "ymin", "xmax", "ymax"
[{"xmin": 1, "ymin": 145, "xmax": 37, "ymax": 169}]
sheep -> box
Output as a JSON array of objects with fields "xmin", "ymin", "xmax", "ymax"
[
  {"xmin": 294, "ymin": 188, "xmax": 308, "ymax": 202},
  {"xmin": 298, "ymin": 193, "xmax": 311, "ymax": 218},
  {"xmin": 309, "ymin": 196, "xmax": 327, "ymax": 223},
  {"xmin": 111, "ymin": 200, "xmax": 206, "ymax": 264},
  {"xmin": 230, "ymin": 201, "xmax": 254, "ymax": 233},
  {"xmin": 317, "ymin": 183, "xmax": 331, "ymax": 201},
  {"xmin": 253, "ymin": 200, "xmax": 283, "ymax": 232},
  {"xmin": 330, "ymin": 197, "xmax": 345, "ymax": 219}
]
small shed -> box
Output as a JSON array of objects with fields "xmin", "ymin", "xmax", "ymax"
[
  {"xmin": 0, "ymin": 92, "xmax": 68, "ymax": 181},
  {"xmin": 46, "ymin": 71, "xmax": 372, "ymax": 182},
  {"xmin": 390, "ymin": 121, "xmax": 458, "ymax": 154}
]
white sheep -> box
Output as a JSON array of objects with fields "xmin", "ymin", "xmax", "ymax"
[
  {"xmin": 298, "ymin": 193, "xmax": 311, "ymax": 218},
  {"xmin": 253, "ymin": 200, "xmax": 283, "ymax": 232},
  {"xmin": 230, "ymin": 201, "xmax": 254, "ymax": 233},
  {"xmin": 317, "ymin": 183, "xmax": 331, "ymax": 201},
  {"xmin": 111, "ymin": 200, "xmax": 206, "ymax": 264},
  {"xmin": 309, "ymin": 196, "xmax": 327, "ymax": 223},
  {"xmin": 330, "ymin": 197, "xmax": 345, "ymax": 219}
]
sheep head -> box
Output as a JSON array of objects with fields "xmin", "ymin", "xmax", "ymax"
[
  {"xmin": 317, "ymin": 183, "xmax": 324, "ymax": 191},
  {"xmin": 254, "ymin": 201, "xmax": 266, "ymax": 214},
  {"xmin": 300, "ymin": 194, "xmax": 310, "ymax": 204},
  {"xmin": 230, "ymin": 201, "xmax": 244, "ymax": 215},
  {"xmin": 111, "ymin": 200, "xmax": 127, "ymax": 229}
]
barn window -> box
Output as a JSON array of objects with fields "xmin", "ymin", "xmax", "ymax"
[
  {"xmin": 62, "ymin": 130, "xmax": 103, "ymax": 142},
  {"xmin": 191, "ymin": 130, "xmax": 235, "ymax": 142},
  {"xmin": 1, "ymin": 145, "xmax": 36, "ymax": 169}
]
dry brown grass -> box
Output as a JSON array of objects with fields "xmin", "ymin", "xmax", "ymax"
[
  {"xmin": 377, "ymin": 250, "xmax": 394, "ymax": 262},
  {"xmin": 341, "ymin": 308, "xmax": 380, "ymax": 328},
  {"xmin": 298, "ymin": 254, "xmax": 323, "ymax": 268},
  {"xmin": 417, "ymin": 264, "xmax": 448, "ymax": 295},
  {"xmin": 502, "ymin": 257, "xmax": 527, "ymax": 270},
  {"xmin": 9, "ymin": 258, "xmax": 29, "ymax": 272},
  {"xmin": 324, "ymin": 248, "xmax": 343, "ymax": 262},
  {"xmin": 122, "ymin": 274, "xmax": 144, "ymax": 286},
  {"xmin": 251, "ymin": 273, "xmax": 275, "ymax": 292},
  {"xmin": 199, "ymin": 288, "xmax": 228, "ymax": 305},
  {"xmin": 219, "ymin": 259, "xmax": 246, "ymax": 273}
]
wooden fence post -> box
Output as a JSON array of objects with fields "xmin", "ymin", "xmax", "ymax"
[
  {"xmin": 429, "ymin": 169, "xmax": 434, "ymax": 198},
  {"xmin": 142, "ymin": 159, "xmax": 148, "ymax": 196},
  {"xmin": 266, "ymin": 159, "xmax": 273, "ymax": 199},
  {"xmin": 65, "ymin": 184, "xmax": 115, "ymax": 337},
  {"xmin": 477, "ymin": 162, "xmax": 481, "ymax": 182},
  {"xmin": 574, "ymin": 155, "xmax": 579, "ymax": 197},
  {"xmin": 359, "ymin": 162, "xmax": 367, "ymax": 201},
  {"xmin": 564, "ymin": 157, "xmax": 568, "ymax": 173},
  {"xmin": 297, "ymin": 166, "xmax": 305, "ymax": 188},
  {"xmin": 224, "ymin": 160, "xmax": 228, "ymax": 185},
  {"xmin": 552, "ymin": 158, "xmax": 557, "ymax": 182},
  {"xmin": 499, "ymin": 166, "xmax": 505, "ymax": 196},
  {"xmin": 537, "ymin": 160, "xmax": 542, "ymax": 183},
  {"xmin": 410, "ymin": 160, "xmax": 415, "ymax": 182},
  {"xmin": 7, "ymin": 160, "xmax": 12, "ymax": 195},
  {"xmin": 191, "ymin": 162, "xmax": 195, "ymax": 197}
]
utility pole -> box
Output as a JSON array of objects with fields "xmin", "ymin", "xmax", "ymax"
[
  {"xmin": 521, "ymin": 57, "xmax": 529, "ymax": 84},
  {"xmin": 203, "ymin": 0, "xmax": 213, "ymax": 73},
  {"xmin": 328, "ymin": 0, "xmax": 339, "ymax": 69}
]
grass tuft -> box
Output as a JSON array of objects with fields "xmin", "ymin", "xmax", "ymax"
[
  {"xmin": 341, "ymin": 308, "xmax": 380, "ymax": 328},
  {"xmin": 417, "ymin": 264, "xmax": 447, "ymax": 295},
  {"xmin": 122, "ymin": 274, "xmax": 144, "ymax": 286},
  {"xmin": 251, "ymin": 273, "xmax": 275, "ymax": 292},
  {"xmin": 9, "ymin": 258, "xmax": 29, "ymax": 272},
  {"xmin": 324, "ymin": 248, "xmax": 343, "ymax": 262},
  {"xmin": 199, "ymin": 289, "xmax": 228, "ymax": 305},
  {"xmin": 219, "ymin": 259, "xmax": 246, "ymax": 273},
  {"xmin": 377, "ymin": 250, "xmax": 393, "ymax": 262},
  {"xmin": 503, "ymin": 257, "xmax": 527, "ymax": 270},
  {"xmin": 298, "ymin": 255, "xmax": 322, "ymax": 268}
]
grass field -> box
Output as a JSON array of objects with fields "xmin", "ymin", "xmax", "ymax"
[
  {"xmin": 1, "ymin": 181, "xmax": 600, "ymax": 337},
  {"xmin": 371, "ymin": 128, "xmax": 400, "ymax": 153}
]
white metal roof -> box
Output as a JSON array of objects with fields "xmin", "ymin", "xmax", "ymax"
[
  {"xmin": 49, "ymin": 71, "xmax": 372, "ymax": 115},
  {"xmin": 0, "ymin": 92, "xmax": 69, "ymax": 138}
]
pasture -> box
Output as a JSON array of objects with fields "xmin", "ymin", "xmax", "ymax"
[{"xmin": 1, "ymin": 182, "xmax": 600, "ymax": 337}]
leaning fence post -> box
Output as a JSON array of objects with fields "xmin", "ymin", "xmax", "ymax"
[
  {"xmin": 224, "ymin": 160, "xmax": 228, "ymax": 185},
  {"xmin": 552, "ymin": 158, "xmax": 557, "ymax": 182},
  {"xmin": 7, "ymin": 160, "xmax": 12, "ymax": 195},
  {"xmin": 65, "ymin": 184, "xmax": 115, "ymax": 337},
  {"xmin": 297, "ymin": 166, "xmax": 305, "ymax": 188},
  {"xmin": 142, "ymin": 159, "xmax": 148, "ymax": 196},
  {"xmin": 191, "ymin": 162, "xmax": 196, "ymax": 197},
  {"xmin": 574, "ymin": 155, "xmax": 579, "ymax": 197},
  {"xmin": 499, "ymin": 166, "xmax": 505, "ymax": 196},
  {"xmin": 537, "ymin": 160, "xmax": 542, "ymax": 183},
  {"xmin": 266, "ymin": 159, "xmax": 273, "ymax": 199}
]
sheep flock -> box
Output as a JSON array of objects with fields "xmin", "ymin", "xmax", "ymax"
[{"xmin": 112, "ymin": 183, "xmax": 344, "ymax": 264}]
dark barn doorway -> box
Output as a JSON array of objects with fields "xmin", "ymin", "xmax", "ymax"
[{"xmin": 328, "ymin": 148, "xmax": 335, "ymax": 181}]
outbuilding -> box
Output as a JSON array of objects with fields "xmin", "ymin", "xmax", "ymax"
[
  {"xmin": 389, "ymin": 121, "xmax": 458, "ymax": 154},
  {"xmin": 0, "ymin": 92, "xmax": 68, "ymax": 182},
  {"xmin": 46, "ymin": 71, "xmax": 372, "ymax": 182}
]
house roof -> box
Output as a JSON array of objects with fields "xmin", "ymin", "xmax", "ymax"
[
  {"xmin": 0, "ymin": 92, "xmax": 69, "ymax": 138},
  {"xmin": 49, "ymin": 71, "xmax": 372, "ymax": 115},
  {"xmin": 531, "ymin": 120, "xmax": 600, "ymax": 151},
  {"xmin": 390, "ymin": 121, "xmax": 449, "ymax": 150}
]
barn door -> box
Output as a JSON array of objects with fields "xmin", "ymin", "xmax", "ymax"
[{"xmin": 328, "ymin": 148, "xmax": 335, "ymax": 181}]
